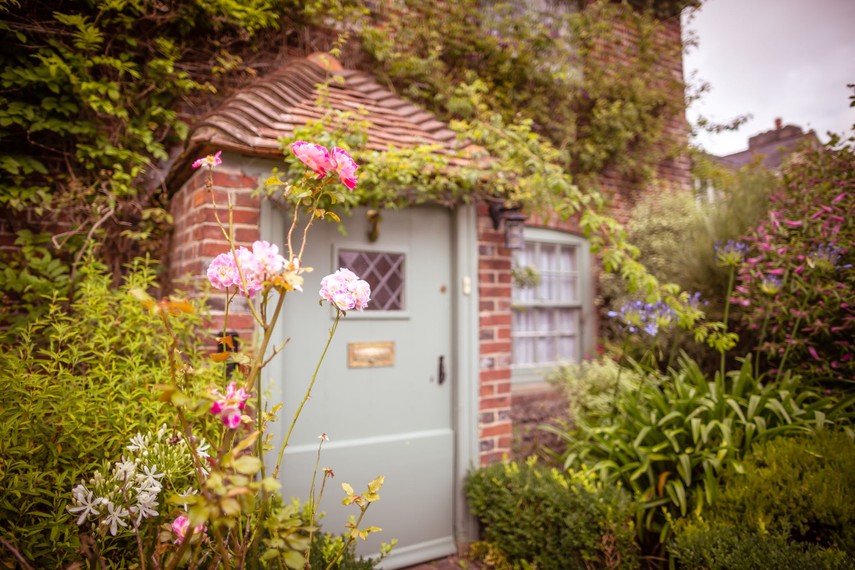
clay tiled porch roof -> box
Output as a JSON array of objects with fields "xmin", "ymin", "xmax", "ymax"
[{"xmin": 167, "ymin": 53, "xmax": 475, "ymax": 190}]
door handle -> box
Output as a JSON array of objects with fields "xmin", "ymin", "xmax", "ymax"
[{"xmin": 438, "ymin": 355, "xmax": 446, "ymax": 386}]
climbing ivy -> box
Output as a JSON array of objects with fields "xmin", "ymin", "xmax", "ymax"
[
  {"xmin": 0, "ymin": 0, "xmax": 283, "ymax": 266},
  {"xmin": 1, "ymin": 0, "xmax": 709, "ymax": 336},
  {"xmin": 357, "ymin": 0, "xmax": 689, "ymax": 185}
]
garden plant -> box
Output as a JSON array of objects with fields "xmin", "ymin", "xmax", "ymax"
[
  {"xmin": 466, "ymin": 134, "xmax": 855, "ymax": 568},
  {"xmin": 0, "ymin": 143, "xmax": 392, "ymax": 568}
]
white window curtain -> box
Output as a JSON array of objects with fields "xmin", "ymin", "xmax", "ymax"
[{"xmin": 511, "ymin": 228, "xmax": 592, "ymax": 385}]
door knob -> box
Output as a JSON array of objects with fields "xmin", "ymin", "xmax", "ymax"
[{"xmin": 438, "ymin": 355, "xmax": 446, "ymax": 385}]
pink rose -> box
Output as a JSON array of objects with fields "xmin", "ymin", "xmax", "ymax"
[
  {"xmin": 210, "ymin": 382, "xmax": 250, "ymax": 429},
  {"xmin": 319, "ymin": 268, "xmax": 371, "ymax": 312},
  {"xmin": 172, "ymin": 515, "xmax": 206, "ymax": 544},
  {"xmin": 252, "ymin": 240, "xmax": 286, "ymax": 277},
  {"xmin": 192, "ymin": 150, "xmax": 222, "ymax": 170},
  {"xmin": 207, "ymin": 253, "xmax": 239, "ymax": 290},
  {"xmin": 331, "ymin": 147, "xmax": 358, "ymax": 190},
  {"xmin": 291, "ymin": 141, "xmax": 333, "ymax": 177}
]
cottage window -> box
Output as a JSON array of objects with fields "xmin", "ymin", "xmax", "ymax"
[{"xmin": 511, "ymin": 228, "xmax": 592, "ymax": 385}]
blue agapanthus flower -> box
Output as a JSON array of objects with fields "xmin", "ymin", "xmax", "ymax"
[
  {"xmin": 609, "ymin": 299, "xmax": 675, "ymax": 337},
  {"xmin": 714, "ymin": 240, "xmax": 749, "ymax": 267},
  {"xmin": 808, "ymin": 243, "xmax": 850, "ymax": 271}
]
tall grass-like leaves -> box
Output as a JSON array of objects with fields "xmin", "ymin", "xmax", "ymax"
[{"xmin": 547, "ymin": 353, "xmax": 855, "ymax": 547}]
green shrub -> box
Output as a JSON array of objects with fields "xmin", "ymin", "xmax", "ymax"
[
  {"xmin": 0, "ymin": 230, "xmax": 71, "ymax": 334},
  {"xmin": 0, "ymin": 257, "xmax": 216, "ymax": 566},
  {"xmin": 712, "ymin": 430, "xmax": 855, "ymax": 553},
  {"xmin": 669, "ymin": 519, "xmax": 853, "ymax": 570},
  {"xmin": 464, "ymin": 459, "xmax": 639, "ymax": 570},
  {"xmin": 308, "ymin": 531, "xmax": 379, "ymax": 570},
  {"xmin": 548, "ymin": 354, "xmax": 855, "ymax": 549},
  {"xmin": 547, "ymin": 356, "xmax": 642, "ymax": 428}
]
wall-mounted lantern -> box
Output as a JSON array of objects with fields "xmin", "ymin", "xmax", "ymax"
[{"xmin": 489, "ymin": 201, "xmax": 527, "ymax": 250}]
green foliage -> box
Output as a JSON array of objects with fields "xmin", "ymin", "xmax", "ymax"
[
  {"xmin": 547, "ymin": 356, "xmax": 643, "ymax": 428},
  {"xmin": 549, "ymin": 354, "xmax": 855, "ymax": 550},
  {"xmin": 0, "ymin": 256, "xmax": 216, "ymax": 566},
  {"xmin": 734, "ymin": 136, "xmax": 855, "ymax": 388},
  {"xmin": 712, "ymin": 430, "xmax": 855, "ymax": 553},
  {"xmin": 670, "ymin": 430, "xmax": 855, "ymax": 567},
  {"xmin": 274, "ymin": 114, "xmax": 479, "ymax": 213},
  {"xmin": 359, "ymin": 0, "xmax": 688, "ymax": 185},
  {"xmin": 0, "ymin": 0, "xmax": 283, "ymax": 264},
  {"xmin": 598, "ymin": 162, "xmax": 779, "ymax": 371},
  {"xmin": 0, "ymin": 230, "xmax": 71, "ymax": 332},
  {"xmin": 464, "ymin": 459, "xmax": 640, "ymax": 570},
  {"xmin": 307, "ymin": 530, "xmax": 378, "ymax": 570},
  {"xmin": 669, "ymin": 519, "xmax": 853, "ymax": 570}
]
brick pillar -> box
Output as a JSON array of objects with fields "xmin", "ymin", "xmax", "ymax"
[
  {"xmin": 476, "ymin": 202, "xmax": 514, "ymax": 464},
  {"xmin": 168, "ymin": 165, "xmax": 262, "ymax": 342}
]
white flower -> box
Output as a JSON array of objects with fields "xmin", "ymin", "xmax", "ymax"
[
  {"xmin": 68, "ymin": 485, "xmax": 103, "ymax": 525},
  {"xmin": 101, "ymin": 501, "xmax": 129, "ymax": 536},
  {"xmin": 135, "ymin": 464, "xmax": 164, "ymax": 491},
  {"xmin": 113, "ymin": 458, "xmax": 136, "ymax": 483},
  {"xmin": 195, "ymin": 439, "xmax": 211, "ymax": 460},
  {"xmin": 126, "ymin": 432, "xmax": 149, "ymax": 453},
  {"xmin": 71, "ymin": 483, "xmax": 87, "ymax": 504},
  {"xmin": 131, "ymin": 491, "xmax": 159, "ymax": 525},
  {"xmin": 176, "ymin": 487, "xmax": 198, "ymax": 511}
]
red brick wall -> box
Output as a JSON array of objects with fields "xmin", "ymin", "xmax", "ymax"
[
  {"xmin": 476, "ymin": 202, "xmax": 514, "ymax": 464},
  {"xmin": 167, "ymin": 165, "xmax": 261, "ymax": 342},
  {"xmin": 592, "ymin": 11, "xmax": 691, "ymax": 224}
]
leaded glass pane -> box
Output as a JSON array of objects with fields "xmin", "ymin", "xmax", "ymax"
[{"xmin": 338, "ymin": 249, "xmax": 405, "ymax": 311}]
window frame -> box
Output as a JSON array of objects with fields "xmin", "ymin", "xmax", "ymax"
[{"xmin": 510, "ymin": 227, "xmax": 594, "ymax": 386}]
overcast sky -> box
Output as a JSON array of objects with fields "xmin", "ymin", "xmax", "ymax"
[{"xmin": 682, "ymin": 0, "xmax": 855, "ymax": 157}]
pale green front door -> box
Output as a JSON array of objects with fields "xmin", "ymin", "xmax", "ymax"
[{"xmin": 269, "ymin": 206, "xmax": 456, "ymax": 568}]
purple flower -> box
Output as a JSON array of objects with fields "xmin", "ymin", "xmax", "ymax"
[
  {"xmin": 760, "ymin": 275, "xmax": 782, "ymax": 295},
  {"xmin": 807, "ymin": 243, "xmax": 848, "ymax": 271},
  {"xmin": 609, "ymin": 300, "xmax": 675, "ymax": 337},
  {"xmin": 715, "ymin": 240, "xmax": 749, "ymax": 267},
  {"xmin": 319, "ymin": 268, "xmax": 371, "ymax": 312}
]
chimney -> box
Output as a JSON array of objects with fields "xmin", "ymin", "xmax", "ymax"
[{"xmin": 774, "ymin": 117, "xmax": 783, "ymax": 130}]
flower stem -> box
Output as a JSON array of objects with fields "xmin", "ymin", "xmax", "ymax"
[
  {"xmin": 274, "ymin": 311, "xmax": 342, "ymax": 479},
  {"xmin": 325, "ymin": 506, "xmax": 370, "ymax": 570},
  {"xmin": 720, "ymin": 265, "xmax": 736, "ymax": 380},
  {"xmin": 775, "ymin": 293, "xmax": 809, "ymax": 383}
]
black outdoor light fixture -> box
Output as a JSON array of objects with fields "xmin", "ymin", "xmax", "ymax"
[{"xmin": 489, "ymin": 200, "xmax": 527, "ymax": 250}]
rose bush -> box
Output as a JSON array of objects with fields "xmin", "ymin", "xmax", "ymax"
[{"xmin": 61, "ymin": 142, "xmax": 391, "ymax": 568}]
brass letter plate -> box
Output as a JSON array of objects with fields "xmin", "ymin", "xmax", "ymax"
[{"xmin": 348, "ymin": 341, "xmax": 395, "ymax": 368}]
